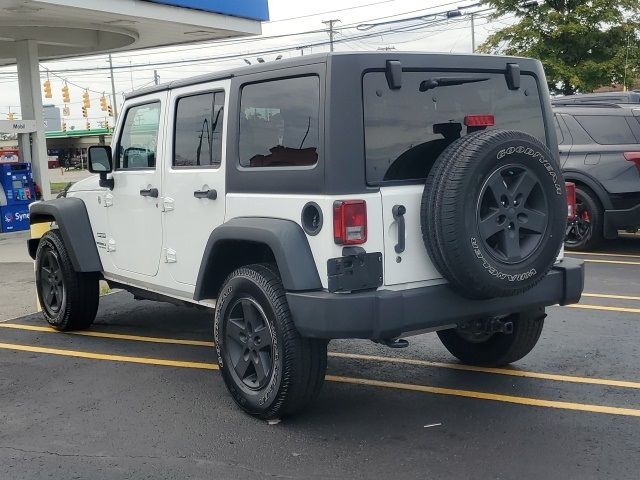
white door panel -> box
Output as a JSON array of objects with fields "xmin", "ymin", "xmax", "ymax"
[
  {"xmin": 162, "ymin": 83, "xmax": 228, "ymax": 286},
  {"xmin": 380, "ymin": 185, "xmax": 441, "ymax": 285},
  {"xmin": 107, "ymin": 97, "xmax": 165, "ymax": 277}
]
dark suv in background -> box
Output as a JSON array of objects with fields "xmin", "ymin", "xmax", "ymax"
[{"xmin": 553, "ymin": 92, "xmax": 640, "ymax": 250}]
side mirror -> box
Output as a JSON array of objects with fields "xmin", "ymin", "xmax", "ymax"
[{"xmin": 88, "ymin": 146, "xmax": 114, "ymax": 189}]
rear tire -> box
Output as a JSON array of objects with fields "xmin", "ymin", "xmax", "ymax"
[
  {"xmin": 214, "ymin": 263, "xmax": 327, "ymax": 420},
  {"xmin": 564, "ymin": 186, "xmax": 604, "ymax": 251},
  {"xmin": 437, "ymin": 308, "xmax": 546, "ymax": 367},
  {"xmin": 35, "ymin": 230, "xmax": 99, "ymax": 331}
]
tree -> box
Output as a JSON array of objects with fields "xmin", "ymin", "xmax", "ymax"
[{"xmin": 478, "ymin": 1, "xmax": 640, "ymax": 95}]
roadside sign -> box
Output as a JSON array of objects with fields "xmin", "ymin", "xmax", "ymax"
[{"xmin": 0, "ymin": 120, "xmax": 37, "ymax": 134}]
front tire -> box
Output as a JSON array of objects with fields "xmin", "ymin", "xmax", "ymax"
[
  {"xmin": 437, "ymin": 308, "xmax": 546, "ymax": 367},
  {"xmin": 214, "ymin": 264, "xmax": 327, "ymax": 420},
  {"xmin": 35, "ymin": 230, "xmax": 99, "ymax": 331}
]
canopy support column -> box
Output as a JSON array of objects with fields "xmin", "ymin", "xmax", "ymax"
[{"xmin": 16, "ymin": 40, "xmax": 51, "ymax": 200}]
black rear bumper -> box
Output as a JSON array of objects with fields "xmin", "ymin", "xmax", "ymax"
[
  {"xmin": 605, "ymin": 203, "xmax": 640, "ymax": 234},
  {"xmin": 287, "ymin": 258, "xmax": 584, "ymax": 340}
]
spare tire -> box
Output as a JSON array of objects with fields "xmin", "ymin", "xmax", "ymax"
[{"xmin": 421, "ymin": 129, "xmax": 566, "ymax": 299}]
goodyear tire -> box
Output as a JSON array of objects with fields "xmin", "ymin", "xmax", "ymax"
[
  {"xmin": 421, "ymin": 130, "xmax": 566, "ymax": 299},
  {"xmin": 214, "ymin": 264, "xmax": 327, "ymax": 420},
  {"xmin": 35, "ymin": 229, "xmax": 99, "ymax": 331}
]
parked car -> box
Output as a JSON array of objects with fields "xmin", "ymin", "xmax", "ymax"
[
  {"xmin": 28, "ymin": 53, "xmax": 584, "ymax": 419},
  {"xmin": 553, "ymin": 96, "xmax": 640, "ymax": 250}
]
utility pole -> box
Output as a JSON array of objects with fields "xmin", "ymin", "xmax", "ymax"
[
  {"xmin": 154, "ymin": 70, "xmax": 160, "ymax": 85},
  {"xmin": 322, "ymin": 19, "xmax": 340, "ymax": 52},
  {"xmin": 470, "ymin": 12, "xmax": 476, "ymax": 53},
  {"xmin": 108, "ymin": 54, "xmax": 118, "ymax": 121}
]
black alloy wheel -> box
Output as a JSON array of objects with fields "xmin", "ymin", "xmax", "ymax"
[
  {"xmin": 563, "ymin": 186, "xmax": 604, "ymax": 251},
  {"xmin": 565, "ymin": 198, "xmax": 592, "ymax": 247},
  {"xmin": 224, "ymin": 297, "xmax": 274, "ymax": 390},
  {"xmin": 214, "ymin": 264, "xmax": 328, "ymax": 420},
  {"xmin": 38, "ymin": 247, "xmax": 66, "ymax": 316},
  {"xmin": 35, "ymin": 229, "xmax": 99, "ymax": 331},
  {"xmin": 477, "ymin": 165, "xmax": 549, "ymax": 264}
]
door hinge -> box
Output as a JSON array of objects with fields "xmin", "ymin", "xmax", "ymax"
[
  {"xmin": 163, "ymin": 248, "xmax": 177, "ymax": 263},
  {"xmin": 162, "ymin": 197, "xmax": 175, "ymax": 212},
  {"xmin": 104, "ymin": 192, "xmax": 113, "ymax": 208},
  {"xmin": 106, "ymin": 239, "xmax": 116, "ymax": 252}
]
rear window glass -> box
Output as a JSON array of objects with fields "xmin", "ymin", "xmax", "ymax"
[
  {"xmin": 363, "ymin": 71, "xmax": 546, "ymax": 184},
  {"xmin": 239, "ymin": 76, "xmax": 320, "ymax": 168},
  {"xmin": 574, "ymin": 115, "xmax": 640, "ymax": 145}
]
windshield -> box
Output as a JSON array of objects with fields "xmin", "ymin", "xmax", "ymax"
[{"xmin": 363, "ymin": 71, "xmax": 547, "ymax": 184}]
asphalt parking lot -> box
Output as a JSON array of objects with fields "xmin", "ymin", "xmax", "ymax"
[{"xmin": 1, "ymin": 238, "xmax": 640, "ymax": 479}]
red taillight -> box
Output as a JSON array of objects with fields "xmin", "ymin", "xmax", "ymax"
[
  {"xmin": 464, "ymin": 114, "xmax": 495, "ymax": 127},
  {"xmin": 624, "ymin": 152, "xmax": 640, "ymax": 171},
  {"xmin": 333, "ymin": 200, "xmax": 367, "ymax": 245},
  {"xmin": 566, "ymin": 182, "xmax": 577, "ymax": 221}
]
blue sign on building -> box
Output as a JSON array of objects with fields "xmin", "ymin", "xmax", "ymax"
[{"xmin": 145, "ymin": 0, "xmax": 269, "ymax": 21}]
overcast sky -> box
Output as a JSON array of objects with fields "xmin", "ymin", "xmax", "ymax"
[{"xmin": 0, "ymin": 0, "xmax": 506, "ymax": 128}]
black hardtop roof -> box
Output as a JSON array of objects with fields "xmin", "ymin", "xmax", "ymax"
[{"xmin": 125, "ymin": 51, "xmax": 541, "ymax": 99}]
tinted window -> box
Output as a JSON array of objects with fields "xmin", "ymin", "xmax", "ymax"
[
  {"xmin": 575, "ymin": 115, "xmax": 639, "ymax": 145},
  {"xmin": 117, "ymin": 102, "xmax": 161, "ymax": 170},
  {"xmin": 239, "ymin": 76, "xmax": 319, "ymax": 168},
  {"xmin": 174, "ymin": 92, "xmax": 225, "ymax": 168},
  {"xmin": 363, "ymin": 72, "xmax": 546, "ymax": 184}
]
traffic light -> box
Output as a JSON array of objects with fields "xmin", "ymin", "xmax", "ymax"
[
  {"xmin": 81, "ymin": 106, "xmax": 88, "ymax": 118},
  {"xmin": 62, "ymin": 83, "xmax": 70, "ymax": 103},
  {"xmin": 100, "ymin": 95, "xmax": 108, "ymax": 111},
  {"xmin": 7, "ymin": 112, "xmax": 14, "ymax": 120},
  {"xmin": 82, "ymin": 89, "xmax": 90, "ymax": 108},
  {"xmin": 86, "ymin": 122, "xmax": 91, "ymax": 131},
  {"xmin": 43, "ymin": 79, "xmax": 52, "ymax": 99},
  {"xmin": 62, "ymin": 122, "xmax": 67, "ymax": 132},
  {"xmin": 107, "ymin": 105, "xmax": 113, "ymax": 117}
]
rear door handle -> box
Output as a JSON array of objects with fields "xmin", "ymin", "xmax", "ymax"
[
  {"xmin": 392, "ymin": 204, "xmax": 406, "ymax": 254},
  {"xmin": 193, "ymin": 189, "xmax": 217, "ymax": 200},
  {"xmin": 139, "ymin": 187, "xmax": 159, "ymax": 198}
]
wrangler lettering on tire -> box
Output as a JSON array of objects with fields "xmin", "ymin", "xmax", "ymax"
[{"xmin": 421, "ymin": 130, "xmax": 566, "ymax": 299}]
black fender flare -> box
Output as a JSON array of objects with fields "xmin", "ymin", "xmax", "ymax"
[
  {"xmin": 562, "ymin": 170, "xmax": 617, "ymax": 238},
  {"xmin": 562, "ymin": 170, "xmax": 613, "ymax": 210},
  {"xmin": 28, "ymin": 198, "xmax": 103, "ymax": 272},
  {"xmin": 193, "ymin": 217, "xmax": 322, "ymax": 301}
]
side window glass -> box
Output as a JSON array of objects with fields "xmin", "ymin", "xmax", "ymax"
[
  {"xmin": 239, "ymin": 76, "xmax": 319, "ymax": 168},
  {"xmin": 574, "ymin": 115, "xmax": 637, "ymax": 145},
  {"xmin": 174, "ymin": 91, "xmax": 225, "ymax": 168},
  {"xmin": 117, "ymin": 102, "xmax": 161, "ymax": 170}
]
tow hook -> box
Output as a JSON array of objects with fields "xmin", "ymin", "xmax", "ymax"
[
  {"xmin": 375, "ymin": 338, "xmax": 409, "ymax": 349},
  {"xmin": 459, "ymin": 317, "xmax": 514, "ymax": 335}
]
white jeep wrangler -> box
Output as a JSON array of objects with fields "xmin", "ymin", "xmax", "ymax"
[{"xmin": 28, "ymin": 53, "xmax": 584, "ymax": 419}]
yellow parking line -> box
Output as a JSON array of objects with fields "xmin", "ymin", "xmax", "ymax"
[
  {"xmin": 582, "ymin": 293, "xmax": 640, "ymax": 302},
  {"xmin": 326, "ymin": 375, "xmax": 640, "ymax": 418},
  {"xmin": 0, "ymin": 323, "xmax": 214, "ymax": 347},
  {"xmin": 580, "ymin": 259, "xmax": 640, "ymax": 266},
  {"xmin": 567, "ymin": 251, "xmax": 640, "ymax": 259},
  {"xmin": 328, "ymin": 352, "xmax": 640, "ymax": 390},
  {"xmin": 0, "ymin": 341, "xmax": 637, "ymax": 418},
  {"xmin": 567, "ymin": 304, "xmax": 640, "ymax": 314},
  {"xmin": 3, "ymin": 322, "xmax": 640, "ymax": 390},
  {"xmin": 0, "ymin": 342, "xmax": 217, "ymax": 370}
]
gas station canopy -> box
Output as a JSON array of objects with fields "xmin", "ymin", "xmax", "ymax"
[
  {"xmin": 0, "ymin": 0, "xmax": 268, "ymax": 65},
  {"xmin": 0, "ymin": 0, "xmax": 269, "ymax": 199}
]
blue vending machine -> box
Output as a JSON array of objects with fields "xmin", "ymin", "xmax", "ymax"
[{"xmin": 0, "ymin": 163, "xmax": 35, "ymax": 232}]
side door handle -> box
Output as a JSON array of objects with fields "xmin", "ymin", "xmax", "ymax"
[
  {"xmin": 392, "ymin": 204, "xmax": 406, "ymax": 254},
  {"xmin": 140, "ymin": 187, "xmax": 159, "ymax": 198},
  {"xmin": 193, "ymin": 189, "xmax": 217, "ymax": 200}
]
